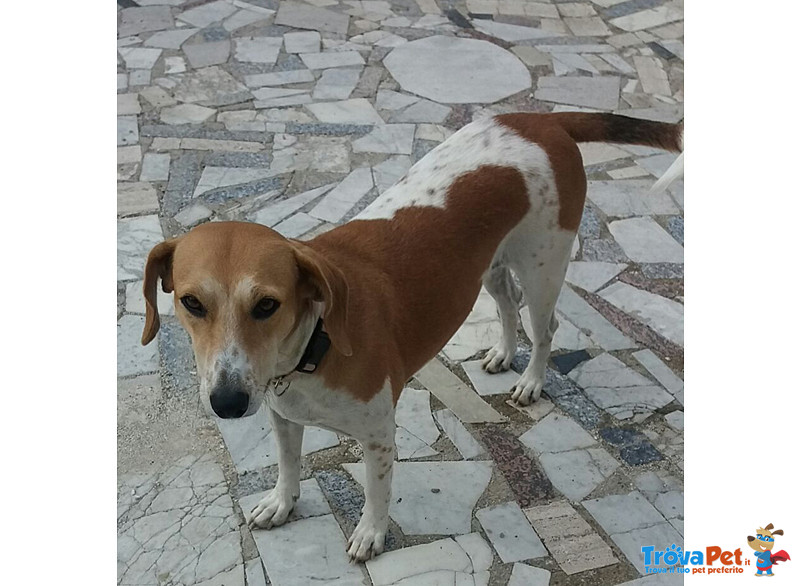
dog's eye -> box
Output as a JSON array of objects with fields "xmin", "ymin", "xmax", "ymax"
[
  {"xmin": 181, "ymin": 295, "xmax": 206, "ymax": 317},
  {"xmin": 252, "ymin": 297, "xmax": 279, "ymax": 320}
]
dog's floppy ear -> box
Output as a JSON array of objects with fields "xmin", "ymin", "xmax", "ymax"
[
  {"xmin": 291, "ymin": 241, "xmax": 353, "ymax": 357},
  {"xmin": 141, "ymin": 238, "xmax": 179, "ymax": 345},
  {"xmin": 772, "ymin": 529, "xmax": 784, "ymax": 536}
]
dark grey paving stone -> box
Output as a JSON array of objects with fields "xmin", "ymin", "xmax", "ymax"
[
  {"xmin": 204, "ymin": 152, "xmax": 272, "ymax": 168},
  {"xmin": 599, "ymin": 427, "xmax": 664, "ymax": 466},
  {"xmin": 550, "ymin": 350, "xmax": 592, "ymax": 374},
  {"xmin": 640, "ymin": 263, "xmax": 684, "ymax": 279},
  {"xmin": 579, "ymin": 203, "xmax": 603, "ymax": 239},
  {"xmin": 581, "ymin": 238, "xmax": 629, "ymax": 263},
  {"xmin": 163, "ymin": 152, "xmax": 202, "ymax": 216},
  {"xmin": 201, "ymin": 25, "xmax": 230, "ymax": 42},
  {"xmin": 140, "ymin": 125, "xmax": 268, "ymax": 143},
  {"xmin": 550, "ymin": 391, "xmax": 603, "ymax": 430},
  {"xmin": 200, "ymin": 177, "xmax": 286, "ymax": 205},
  {"xmin": 600, "ymin": 428, "xmax": 645, "ymax": 447},
  {"xmin": 602, "ymin": 0, "xmax": 667, "ymax": 19},
  {"xmin": 233, "ymin": 467, "xmax": 280, "ymax": 500},
  {"xmin": 445, "ymin": 9, "xmax": 473, "ymax": 28},
  {"xmin": 284, "ymin": 123, "xmax": 374, "ymax": 137},
  {"xmin": 666, "ymin": 216, "xmax": 683, "ymax": 246},
  {"xmin": 649, "ymin": 41, "xmax": 678, "ymax": 60},
  {"xmin": 159, "ymin": 319, "xmax": 196, "ymax": 394},
  {"xmin": 510, "ymin": 345, "xmax": 532, "ymax": 374}
]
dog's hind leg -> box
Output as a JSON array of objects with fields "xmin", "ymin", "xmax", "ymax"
[
  {"xmin": 481, "ymin": 263, "xmax": 523, "ymax": 373},
  {"xmin": 249, "ymin": 409, "xmax": 304, "ymax": 529},
  {"xmin": 509, "ymin": 229, "xmax": 576, "ymax": 405}
]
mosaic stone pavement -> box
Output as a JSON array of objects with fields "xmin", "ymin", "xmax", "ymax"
[{"xmin": 117, "ymin": 1, "xmax": 684, "ymax": 584}]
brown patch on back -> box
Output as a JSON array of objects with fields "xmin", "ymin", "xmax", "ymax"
[
  {"xmin": 309, "ymin": 165, "xmax": 531, "ymax": 403},
  {"xmin": 496, "ymin": 113, "xmax": 587, "ymax": 231}
]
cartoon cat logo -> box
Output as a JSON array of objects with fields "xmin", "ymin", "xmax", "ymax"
[{"xmin": 747, "ymin": 524, "xmax": 791, "ymax": 577}]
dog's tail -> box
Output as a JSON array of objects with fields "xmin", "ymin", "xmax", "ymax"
[{"xmin": 549, "ymin": 112, "xmax": 683, "ymax": 153}]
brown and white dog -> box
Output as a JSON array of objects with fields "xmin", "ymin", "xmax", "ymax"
[{"xmin": 141, "ymin": 112, "xmax": 683, "ymax": 561}]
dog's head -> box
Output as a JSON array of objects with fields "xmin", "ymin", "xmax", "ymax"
[
  {"xmin": 141, "ymin": 222, "xmax": 352, "ymax": 418},
  {"xmin": 747, "ymin": 524, "xmax": 783, "ymax": 552}
]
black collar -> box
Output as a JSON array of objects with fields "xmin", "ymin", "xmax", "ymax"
[{"xmin": 294, "ymin": 318, "xmax": 331, "ymax": 374}]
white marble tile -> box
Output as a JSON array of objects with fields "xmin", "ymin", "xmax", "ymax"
[
  {"xmin": 372, "ymin": 155, "xmax": 411, "ymax": 193},
  {"xmin": 245, "ymin": 69, "xmax": 315, "ymax": 87},
  {"xmin": 118, "ymin": 314, "xmax": 159, "ymax": 377},
  {"xmin": 144, "ymin": 27, "xmax": 198, "ymax": 49},
  {"xmin": 118, "ymin": 214, "xmax": 163, "ymax": 280},
  {"xmin": 119, "ymin": 47, "xmax": 163, "ymax": 69},
  {"xmin": 395, "ymin": 388, "xmax": 440, "ymax": 460},
  {"xmin": 118, "ymin": 182, "xmax": 159, "ymax": 217},
  {"xmin": 535, "ymin": 76, "xmax": 619, "ymax": 110},
  {"xmin": 161, "ymin": 103, "xmax": 216, "ymax": 124},
  {"xmin": 352, "ymin": 124, "xmax": 415, "ymax": 154},
  {"xmin": 519, "ymin": 412, "xmax": 596, "ymax": 454},
  {"xmin": 238, "ymin": 478, "xmax": 331, "ymax": 523},
  {"xmin": 300, "ymin": 50, "xmax": 365, "ymax": 70},
  {"xmin": 633, "ymin": 56, "xmax": 671, "ymax": 96},
  {"xmin": 344, "ymin": 461, "xmax": 492, "ymax": 534},
  {"xmin": 234, "ymin": 37, "xmax": 283, "ymax": 64},
  {"xmin": 250, "ymin": 184, "xmax": 336, "ymax": 226},
  {"xmin": 272, "ymin": 212, "xmax": 321, "ymax": 238},
  {"xmin": 598, "ymin": 282, "xmax": 683, "ymax": 346},
  {"xmin": 309, "ymin": 167, "xmax": 374, "ymax": 222},
  {"xmin": 565, "ymin": 261, "xmax": 627, "ymax": 293},
  {"xmin": 472, "ymin": 19, "xmax": 556, "ymax": 41},
  {"xmin": 608, "ymin": 217, "xmax": 683, "ymax": 263},
  {"xmin": 366, "ymin": 538, "xmax": 472, "ymax": 586},
  {"xmin": 461, "ymin": 360, "xmax": 518, "ymax": 396},
  {"xmin": 632, "ymin": 349, "xmax": 683, "ymax": 399},
  {"xmin": 588, "ymin": 180, "xmax": 679, "ymax": 216},
  {"xmin": 434, "ymin": 409, "xmax": 485, "ymax": 459},
  {"xmin": 312, "ymin": 67, "xmax": 361, "ymax": 100},
  {"xmin": 306, "ymin": 98, "xmax": 383, "ymax": 124},
  {"xmin": 193, "ymin": 167, "xmax": 273, "ymax": 197},
  {"xmin": 555, "ymin": 286, "xmax": 636, "ymax": 350},
  {"xmin": 610, "ymin": 5, "xmax": 683, "ymax": 32},
  {"xmin": 539, "ymin": 447, "xmax": 619, "ymax": 500},
  {"xmin": 178, "ymin": 0, "xmax": 237, "ymax": 27},
  {"xmin": 508, "ymin": 563, "xmax": 551, "ymax": 586},
  {"xmin": 476, "ymin": 502, "xmax": 547, "ymax": 562},
  {"xmin": 140, "ymin": 153, "xmax": 170, "ymax": 182},
  {"xmin": 284, "ymin": 30, "xmax": 321, "ymax": 54}
]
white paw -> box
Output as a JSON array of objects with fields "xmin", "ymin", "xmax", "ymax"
[
  {"xmin": 248, "ymin": 487, "xmax": 297, "ymax": 530},
  {"xmin": 510, "ymin": 371, "xmax": 544, "ymax": 405},
  {"xmin": 481, "ymin": 343, "xmax": 515, "ymax": 373},
  {"xmin": 347, "ymin": 515, "xmax": 386, "ymax": 562}
]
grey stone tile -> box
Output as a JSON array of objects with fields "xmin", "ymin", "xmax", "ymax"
[
  {"xmin": 608, "ymin": 217, "xmax": 683, "ymax": 263},
  {"xmin": 539, "ymin": 447, "xmax": 619, "ymax": 500},
  {"xmin": 352, "ymin": 123, "xmax": 415, "ymax": 155},
  {"xmin": 250, "ymin": 514, "xmax": 367, "ymax": 585},
  {"xmin": 175, "ymin": 203, "xmax": 213, "ymax": 227},
  {"xmin": 118, "ymin": 314, "xmax": 159, "ymax": 377},
  {"xmin": 610, "ymin": 5, "xmax": 683, "ymax": 32},
  {"xmin": 309, "ymin": 167, "xmax": 374, "ymax": 222},
  {"xmin": 140, "ymin": 153, "xmax": 170, "ymax": 182},
  {"xmin": 307, "ymin": 98, "xmax": 384, "ymax": 124},
  {"xmin": 376, "ymin": 89, "xmax": 420, "ymax": 111},
  {"xmin": 161, "ymin": 103, "xmax": 216, "ymax": 124},
  {"xmin": 118, "ymin": 93, "xmax": 141, "ymax": 115},
  {"xmin": 664, "ymin": 410, "xmax": 683, "ymax": 432},
  {"xmin": 274, "ymin": 1, "xmax": 350, "ymax": 34},
  {"xmin": 384, "ymin": 36, "xmax": 531, "ymax": 104},
  {"xmin": 119, "ymin": 46, "xmax": 163, "ymax": 70},
  {"xmin": 194, "ymin": 167, "xmax": 274, "ymax": 197},
  {"xmin": 178, "ymin": 0, "xmax": 238, "ymax": 28},
  {"xmin": 312, "ymin": 67, "xmax": 361, "ymax": 100},
  {"xmin": 583, "ymin": 491, "xmax": 665, "ymax": 535},
  {"xmin": 587, "ymin": 180, "xmax": 680, "ymax": 217},
  {"xmin": 184, "ymin": 40, "xmax": 231, "ymax": 68},
  {"xmin": 301, "ymin": 50, "xmax": 365, "ymax": 70},
  {"xmin": 118, "ymin": 182, "xmax": 159, "ymax": 217},
  {"xmin": 272, "ymin": 211, "xmax": 321, "ymax": 238},
  {"xmin": 244, "ymin": 68, "xmax": 315, "ymax": 87},
  {"xmin": 244, "ymin": 559, "xmax": 268, "ymax": 586},
  {"xmin": 118, "ymin": 116, "xmax": 139, "ymax": 146},
  {"xmin": 395, "ymin": 388, "xmax": 440, "ymax": 460},
  {"xmin": 172, "ymin": 66, "xmax": 252, "ymax": 107},
  {"xmin": 366, "ymin": 537, "xmax": 471, "ymax": 586},
  {"xmin": 144, "ymin": 27, "xmax": 199, "ymax": 49},
  {"xmin": 233, "ymin": 36, "xmax": 283, "ymax": 64},
  {"xmin": 344, "ymin": 461, "xmax": 492, "ymax": 535},
  {"xmin": 524, "ymin": 500, "xmax": 618, "ymax": 575},
  {"xmin": 472, "ymin": 19, "xmax": 557, "ymax": 41},
  {"xmin": 118, "ymin": 214, "xmax": 163, "ymax": 280},
  {"xmin": 556, "ymin": 286, "xmax": 636, "ymax": 350},
  {"xmin": 461, "ymin": 359, "xmax": 519, "ymax": 396},
  {"xmin": 654, "ymin": 490, "xmax": 683, "ymax": 520},
  {"xmin": 119, "ymin": 6, "xmax": 175, "ymax": 37},
  {"xmin": 250, "ymin": 183, "xmax": 335, "ymax": 226},
  {"xmin": 519, "ymin": 412, "xmax": 597, "ymax": 454},
  {"xmin": 416, "ymin": 359, "xmax": 506, "ymax": 424},
  {"xmin": 598, "ymin": 282, "xmax": 683, "ymax": 346},
  {"xmin": 535, "ymin": 76, "xmax": 620, "ymax": 110},
  {"xmin": 434, "ymin": 409, "xmax": 485, "ymax": 460},
  {"xmin": 284, "ymin": 30, "xmax": 321, "ymax": 54},
  {"xmin": 565, "ymin": 261, "xmax": 627, "ymax": 293},
  {"xmin": 386, "ymin": 99, "xmax": 451, "ymax": 123},
  {"xmin": 476, "ymin": 502, "xmax": 547, "ymax": 563},
  {"xmin": 610, "ymin": 522, "xmax": 683, "ymax": 575},
  {"xmin": 223, "ymin": 7, "xmax": 272, "ymax": 31},
  {"xmin": 508, "ymin": 563, "xmax": 551, "ymax": 586}
]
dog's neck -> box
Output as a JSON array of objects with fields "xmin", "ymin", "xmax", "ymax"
[{"xmin": 274, "ymin": 302, "xmax": 325, "ymax": 377}]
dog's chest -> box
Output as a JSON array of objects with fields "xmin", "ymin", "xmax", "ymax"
[{"xmin": 264, "ymin": 376, "xmax": 394, "ymax": 438}]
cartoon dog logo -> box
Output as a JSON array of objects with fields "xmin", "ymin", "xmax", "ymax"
[{"xmin": 747, "ymin": 523, "xmax": 791, "ymax": 577}]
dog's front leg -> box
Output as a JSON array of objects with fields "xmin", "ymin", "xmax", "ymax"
[
  {"xmin": 347, "ymin": 425, "xmax": 395, "ymax": 561},
  {"xmin": 248, "ymin": 408, "xmax": 304, "ymax": 529}
]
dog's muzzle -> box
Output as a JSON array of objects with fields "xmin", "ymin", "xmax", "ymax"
[{"xmin": 209, "ymin": 371, "xmax": 250, "ymax": 419}]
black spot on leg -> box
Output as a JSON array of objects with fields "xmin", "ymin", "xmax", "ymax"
[{"xmin": 426, "ymin": 188, "xmax": 435, "ymax": 196}]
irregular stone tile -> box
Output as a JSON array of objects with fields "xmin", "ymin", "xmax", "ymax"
[
  {"xmin": 598, "ymin": 282, "xmax": 683, "ymax": 346},
  {"xmin": 461, "ymin": 360, "xmax": 518, "ymax": 396},
  {"xmin": 307, "ymin": 98, "xmax": 383, "ymax": 124},
  {"xmin": 535, "ymin": 76, "xmax": 619, "ymax": 110},
  {"xmin": 119, "ymin": 6, "xmax": 175, "ymax": 37},
  {"xmin": 387, "ymin": 99, "xmax": 451, "ymax": 123},
  {"xmin": 519, "ymin": 412, "xmax": 596, "ymax": 455},
  {"xmin": 175, "ymin": 203, "xmax": 213, "ymax": 227},
  {"xmin": 275, "ymin": 1, "xmax": 350, "ymax": 34},
  {"xmin": 372, "ymin": 155, "xmax": 411, "ymax": 194},
  {"xmin": 118, "ymin": 116, "xmax": 139, "ymax": 146},
  {"xmin": 608, "ymin": 217, "xmax": 683, "ymax": 264},
  {"xmin": 588, "ymin": 180, "xmax": 679, "ymax": 217},
  {"xmin": 415, "ymin": 359, "xmax": 506, "ymax": 424},
  {"xmin": 395, "ymin": 388, "xmax": 440, "ymax": 459},
  {"xmin": 312, "ymin": 67, "xmax": 361, "ymax": 100},
  {"xmin": 119, "ymin": 46, "xmax": 163, "ymax": 70},
  {"xmin": 118, "ymin": 214, "xmax": 163, "ymax": 280},
  {"xmin": 366, "ymin": 538, "xmax": 471, "ymax": 586},
  {"xmin": 161, "ymin": 103, "xmax": 216, "ymax": 124},
  {"xmin": 314, "ymin": 469, "xmax": 367, "ymax": 534},
  {"xmin": 524, "ymin": 500, "xmax": 618, "ymax": 575},
  {"xmin": 309, "ymin": 167, "xmax": 374, "ymax": 222},
  {"xmin": 610, "ymin": 5, "xmax": 683, "ymax": 32},
  {"xmin": 634, "ymin": 56, "xmax": 671, "ymax": 96},
  {"xmin": 476, "ymin": 501, "xmax": 547, "ymax": 563},
  {"xmin": 472, "ymin": 19, "xmax": 556, "ymax": 41},
  {"xmin": 506, "ymin": 397, "xmax": 555, "ymax": 423},
  {"xmin": 172, "ymin": 66, "xmax": 252, "ymax": 106},
  {"xmin": 434, "ymin": 409, "xmax": 485, "ymax": 460},
  {"xmin": 415, "ymin": 124, "xmax": 453, "ymax": 143},
  {"xmin": 284, "ymin": 30, "xmax": 321, "ymax": 54},
  {"xmin": 194, "ymin": 167, "xmax": 273, "ymax": 197},
  {"xmin": 455, "ymin": 533, "xmax": 493, "ymax": 573},
  {"xmin": 352, "ymin": 124, "xmax": 415, "ymax": 154},
  {"xmin": 129, "ymin": 69, "xmax": 152, "ymax": 86},
  {"xmin": 569, "ymin": 353, "xmax": 673, "ymax": 420},
  {"xmin": 664, "ymin": 410, "xmax": 683, "ymax": 432},
  {"xmin": 184, "ymin": 41, "xmax": 231, "ymax": 68},
  {"xmin": 522, "ymin": 306, "xmax": 591, "ymax": 351},
  {"xmin": 215, "ymin": 403, "xmax": 339, "ymax": 473},
  {"xmin": 376, "ymin": 89, "xmax": 419, "ymax": 111},
  {"xmin": 254, "ymin": 93, "xmax": 312, "ymax": 108},
  {"xmin": 244, "ymin": 68, "xmax": 315, "ymax": 87},
  {"xmin": 550, "ymin": 350, "xmax": 591, "ymax": 375},
  {"xmin": 508, "ymin": 563, "xmax": 551, "ymax": 586},
  {"xmin": 344, "ymin": 461, "xmax": 492, "ymax": 535},
  {"xmin": 384, "ymin": 36, "xmax": 531, "ymax": 104},
  {"xmin": 564, "ymin": 15, "xmax": 611, "ymax": 35},
  {"xmin": 478, "ymin": 425, "xmax": 554, "ymax": 507},
  {"xmin": 234, "ymin": 36, "xmax": 283, "ymax": 64},
  {"xmin": 443, "ymin": 288, "xmax": 502, "ymax": 361},
  {"xmin": 178, "ymin": 1, "xmax": 238, "ymax": 28},
  {"xmin": 510, "ymin": 45, "xmax": 552, "ymax": 68},
  {"xmin": 583, "ymin": 491, "xmax": 681, "ymax": 575},
  {"xmin": 118, "ymin": 93, "xmax": 141, "ymax": 116},
  {"xmin": 654, "ymin": 490, "xmax": 682, "ymax": 520},
  {"xmin": 144, "ymin": 27, "xmax": 199, "ymax": 49},
  {"xmin": 539, "ymin": 447, "xmax": 619, "ymax": 501},
  {"xmin": 565, "ymin": 261, "xmax": 627, "ymax": 293},
  {"xmin": 555, "ymin": 286, "xmax": 636, "ymax": 350},
  {"xmin": 118, "ymin": 314, "xmax": 159, "ymax": 376},
  {"xmin": 139, "ymin": 153, "xmax": 170, "ymax": 183},
  {"xmin": 301, "ymin": 51, "xmax": 365, "ymax": 70},
  {"xmin": 118, "ymin": 181, "xmax": 159, "ymax": 218},
  {"xmin": 223, "ymin": 8, "xmax": 272, "ymax": 31},
  {"xmin": 251, "ymin": 514, "xmax": 366, "ymax": 585},
  {"xmin": 250, "ymin": 183, "xmax": 335, "ymax": 226}
]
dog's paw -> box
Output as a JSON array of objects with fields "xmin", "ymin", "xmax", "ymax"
[
  {"xmin": 248, "ymin": 488, "xmax": 297, "ymax": 530},
  {"xmin": 510, "ymin": 371, "xmax": 544, "ymax": 405},
  {"xmin": 347, "ymin": 516, "xmax": 386, "ymax": 562},
  {"xmin": 481, "ymin": 343, "xmax": 515, "ymax": 374}
]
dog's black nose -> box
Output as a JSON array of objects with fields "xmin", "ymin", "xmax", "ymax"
[{"xmin": 210, "ymin": 388, "xmax": 249, "ymax": 419}]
